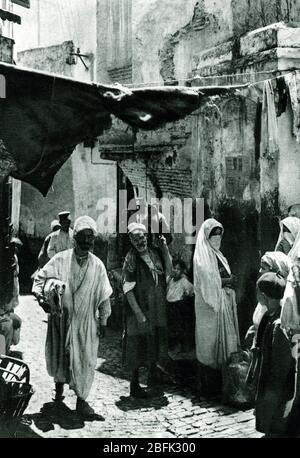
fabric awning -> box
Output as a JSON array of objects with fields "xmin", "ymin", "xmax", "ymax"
[{"xmin": 0, "ymin": 62, "xmax": 244, "ymax": 195}]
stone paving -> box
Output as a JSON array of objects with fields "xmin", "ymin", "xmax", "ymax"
[{"xmin": 1, "ymin": 296, "xmax": 262, "ymax": 438}]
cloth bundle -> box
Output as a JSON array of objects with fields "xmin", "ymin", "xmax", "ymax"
[{"xmin": 42, "ymin": 278, "xmax": 66, "ymax": 316}]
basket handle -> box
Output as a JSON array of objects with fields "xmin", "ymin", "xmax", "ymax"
[
  {"xmin": 0, "ymin": 367, "xmax": 24, "ymax": 381},
  {"xmin": 0, "ymin": 356, "xmax": 30, "ymax": 384}
]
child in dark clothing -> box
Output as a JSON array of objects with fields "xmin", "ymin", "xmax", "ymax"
[
  {"xmin": 167, "ymin": 260, "xmax": 194, "ymax": 353},
  {"xmin": 253, "ymin": 272, "xmax": 295, "ymax": 437}
]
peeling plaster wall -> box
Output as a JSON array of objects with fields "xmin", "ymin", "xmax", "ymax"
[
  {"xmin": 131, "ymin": 0, "xmax": 198, "ymax": 85},
  {"xmin": 129, "ymin": 0, "xmax": 234, "ymax": 85},
  {"xmin": 129, "ymin": 0, "xmax": 300, "ymax": 86}
]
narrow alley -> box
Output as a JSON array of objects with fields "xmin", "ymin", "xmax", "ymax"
[{"xmin": 3, "ymin": 296, "xmax": 262, "ymax": 439}]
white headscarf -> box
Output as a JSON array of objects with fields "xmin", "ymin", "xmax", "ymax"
[
  {"xmin": 287, "ymin": 221, "xmax": 300, "ymax": 263},
  {"xmin": 73, "ymin": 216, "xmax": 97, "ymax": 236},
  {"xmin": 193, "ymin": 218, "xmax": 231, "ymax": 311},
  {"xmin": 260, "ymin": 251, "xmax": 291, "ymax": 279},
  {"xmin": 275, "ymin": 217, "xmax": 300, "ymax": 254}
]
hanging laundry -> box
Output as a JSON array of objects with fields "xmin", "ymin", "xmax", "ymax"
[
  {"xmin": 260, "ymin": 80, "xmax": 279, "ymax": 160},
  {"xmin": 284, "ymin": 72, "xmax": 300, "ymax": 143},
  {"xmin": 276, "ymin": 76, "xmax": 288, "ymax": 117}
]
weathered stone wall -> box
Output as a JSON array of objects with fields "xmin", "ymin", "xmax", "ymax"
[
  {"xmin": 127, "ymin": 0, "xmax": 300, "ymax": 85},
  {"xmin": 17, "ymin": 40, "xmax": 74, "ymax": 75},
  {"xmin": 0, "ymin": 35, "xmax": 14, "ymax": 63},
  {"xmin": 231, "ymin": 0, "xmax": 300, "ymax": 37}
]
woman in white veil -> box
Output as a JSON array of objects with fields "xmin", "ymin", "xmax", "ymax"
[
  {"xmin": 275, "ymin": 217, "xmax": 300, "ymax": 257},
  {"xmin": 193, "ymin": 218, "xmax": 240, "ymax": 396}
]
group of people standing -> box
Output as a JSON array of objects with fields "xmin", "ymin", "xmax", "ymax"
[
  {"xmin": 192, "ymin": 213, "xmax": 300, "ymax": 437},
  {"xmin": 4, "ymin": 205, "xmax": 300, "ymax": 435}
]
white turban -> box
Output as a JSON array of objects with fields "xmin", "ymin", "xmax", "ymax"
[
  {"xmin": 73, "ymin": 216, "xmax": 97, "ymax": 236},
  {"xmin": 128, "ymin": 222, "xmax": 147, "ymax": 234}
]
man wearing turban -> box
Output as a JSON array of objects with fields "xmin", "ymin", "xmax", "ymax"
[
  {"xmin": 33, "ymin": 216, "xmax": 112, "ymax": 419},
  {"xmin": 122, "ymin": 222, "xmax": 172, "ymax": 398}
]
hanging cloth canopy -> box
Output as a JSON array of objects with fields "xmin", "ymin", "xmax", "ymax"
[{"xmin": 0, "ymin": 62, "xmax": 244, "ymax": 195}]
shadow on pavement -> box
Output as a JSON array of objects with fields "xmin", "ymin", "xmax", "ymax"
[
  {"xmin": 116, "ymin": 393, "xmax": 169, "ymax": 412},
  {"xmin": 0, "ymin": 418, "xmax": 42, "ymax": 438},
  {"xmin": 26, "ymin": 401, "xmax": 85, "ymax": 432}
]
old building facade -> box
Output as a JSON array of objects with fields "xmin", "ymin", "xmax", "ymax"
[
  {"xmin": 4, "ymin": 0, "xmax": 300, "ymax": 335},
  {"xmin": 96, "ymin": 0, "xmax": 300, "ymax": 336}
]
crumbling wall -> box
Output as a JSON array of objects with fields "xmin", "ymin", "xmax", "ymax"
[
  {"xmin": 131, "ymin": 0, "xmax": 199, "ymax": 84},
  {"xmin": 231, "ymin": 0, "xmax": 300, "ymax": 37},
  {"xmin": 159, "ymin": 0, "xmax": 233, "ymax": 84}
]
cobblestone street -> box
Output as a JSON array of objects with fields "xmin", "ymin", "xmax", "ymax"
[{"xmin": 3, "ymin": 296, "xmax": 262, "ymax": 439}]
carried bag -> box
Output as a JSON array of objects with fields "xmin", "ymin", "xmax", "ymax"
[{"xmin": 222, "ymin": 350, "xmax": 255, "ymax": 408}]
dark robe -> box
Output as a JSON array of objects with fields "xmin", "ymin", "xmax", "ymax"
[
  {"xmin": 122, "ymin": 247, "xmax": 168, "ymax": 371},
  {"xmin": 255, "ymin": 308, "xmax": 295, "ymax": 436}
]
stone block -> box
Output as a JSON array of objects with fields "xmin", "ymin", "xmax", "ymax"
[
  {"xmin": 240, "ymin": 23, "xmax": 300, "ymax": 57},
  {"xmin": 194, "ymin": 40, "xmax": 233, "ymax": 73}
]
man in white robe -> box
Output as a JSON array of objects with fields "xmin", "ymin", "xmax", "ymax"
[
  {"xmin": 47, "ymin": 211, "xmax": 74, "ymax": 259},
  {"xmin": 33, "ymin": 216, "xmax": 112, "ymax": 419}
]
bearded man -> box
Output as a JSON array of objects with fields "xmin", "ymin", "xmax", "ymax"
[{"xmin": 33, "ymin": 216, "xmax": 112, "ymax": 419}]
